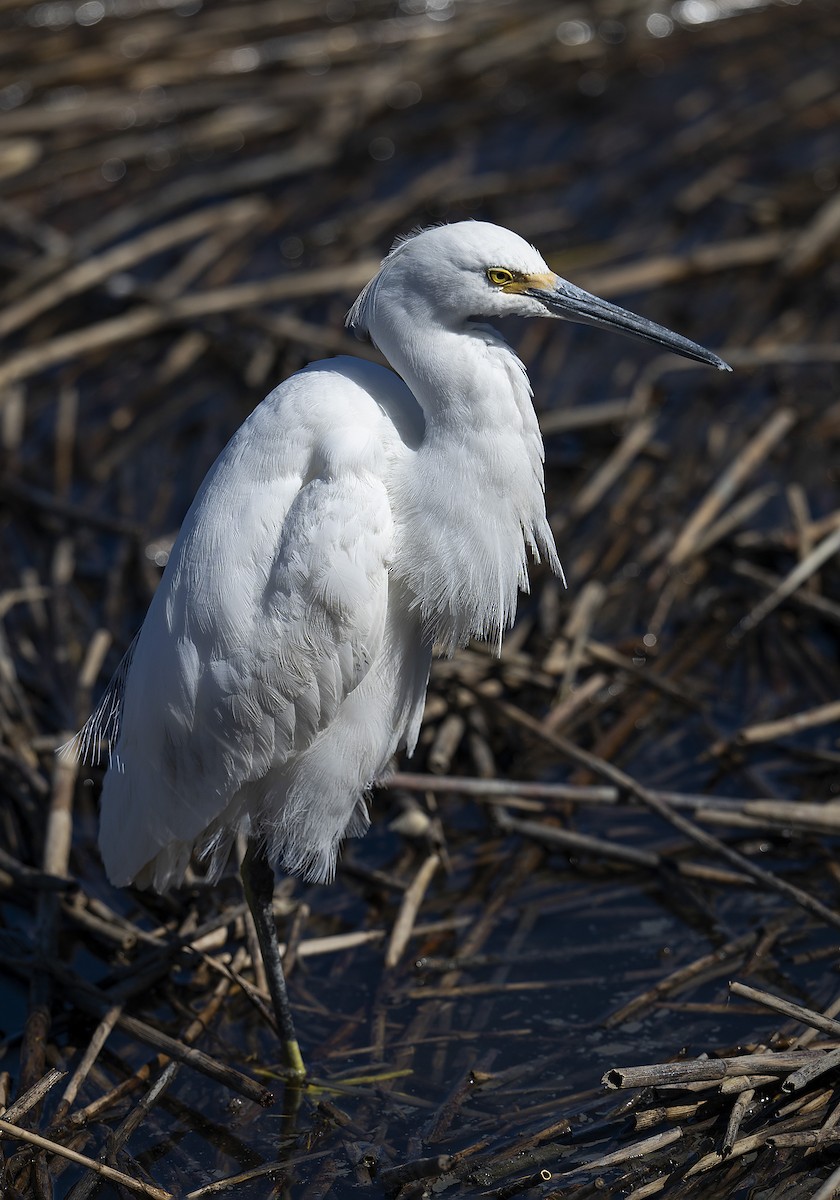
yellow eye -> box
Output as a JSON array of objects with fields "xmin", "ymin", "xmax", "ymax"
[{"xmin": 487, "ymin": 267, "xmax": 514, "ymax": 286}]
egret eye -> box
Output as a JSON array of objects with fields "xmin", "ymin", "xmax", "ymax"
[{"xmin": 487, "ymin": 267, "xmax": 514, "ymax": 286}]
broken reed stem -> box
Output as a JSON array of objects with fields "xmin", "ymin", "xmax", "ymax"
[
  {"xmin": 732, "ymin": 559, "xmax": 840, "ymax": 625},
  {"xmin": 183, "ymin": 1163, "xmax": 295, "ymax": 1198},
  {"xmin": 793, "ymin": 995, "xmax": 840, "ymax": 1051},
  {"xmin": 495, "ymin": 807, "xmax": 753, "ymax": 885},
  {"xmin": 58, "ymin": 983, "xmax": 274, "ymax": 1106},
  {"xmin": 782, "ymin": 1046, "xmax": 840, "ymax": 1094},
  {"xmin": 604, "ymin": 1051, "xmax": 835, "ymax": 1090},
  {"xmin": 378, "ymin": 1153, "xmax": 454, "ymax": 1191},
  {"xmin": 723, "ymin": 1087, "xmax": 754, "ymax": 1154},
  {"xmin": 569, "ymin": 416, "xmax": 657, "ymax": 519},
  {"xmin": 490, "ymin": 699, "xmax": 840, "ymax": 932},
  {"xmin": 607, "ymin": 931, "xmax": 759, "ymax": 1028},
  {"xmin": 719, "ymin": 1074, "xmax": 779, "ymax": 1094},
  {"xmin": 56, "ymin": 958, "xmax": 246, "ymax": 1199},
  {"xmin": 729, "ymin": 981, "xmax": 840, "ymax": 1041},
  {"xmin": 385, "ymin": 853, "xmax": 441, "ymax": 968},
  {"xmin": 666, "ymin": 407, "xmax": 796, "ymax": 568},
  {"xmin": 53, "ymin": 1006, "xmax": 122, "ymax": 1124},
  {"xmin": 2, "ymin": 1069, "xmax": 66, "ymax": 1124},
  {"xmin": 732, "ymin": 523, "xmax": 840, "ymax": 638},
  {"xmin": 495, "ymin": 808, "xmax": 659, "ymax": 869},
  {"xmin": 389, "ymin": 773, "xmax": 840, "ymax": 845},
  {"xmin": 386, "ymin": 771, "xmax": 765, "ymax": 813},
  {"xmin": 20, "ymin": 748, "xmax": 78, "ymax": 1098},
  {"xmin": 634, "ymin": 1100, "xmax": 706, "ymax": 1131},
  {"xmin": 0, "ymin": 197, "xmax": 269, "ymax": 338},
  {"xmin": 812, "ymin": 1161, "xmax": 840, "ymax": 1200},
  {"xmin": 0, "ymin": 1117, "xmax": 173, "ymax": 1199},
  {"xmin": 729, "ymin": 700, "xmax": 840, "ymax": 746},
  {"xmin": 0, "ymin": 262, "xmax": 378, "ymax": 392},
  {"xmin": 769, "ymin": 1129, "xmax": 840, "ymax": 1148},
  {"xmin": 683, "ymin": 1130, "xmax": 769, "ymax": 1177},
  {"xmin": 570, "ymin": 1126, "xmax": 684, "ymax": 1174}
]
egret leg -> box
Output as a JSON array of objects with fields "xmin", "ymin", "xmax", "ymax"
[{"xmin": 240, "ymin": 837, "xmax": 306, "ymax": 1081}]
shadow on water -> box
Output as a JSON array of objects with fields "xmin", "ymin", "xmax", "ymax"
[{"xmin": 1, "ymin": 0, "xmax": 840, "ymax": 1195}]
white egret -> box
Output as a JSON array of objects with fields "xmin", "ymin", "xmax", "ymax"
[{"xmin": 75, "ymin": 221, "xmax": 729, "ymax": 1078}]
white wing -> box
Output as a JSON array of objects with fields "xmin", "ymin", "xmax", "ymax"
[{"xmin": 84, "ymin": 357, "xmax": 427, "ymax": 889}]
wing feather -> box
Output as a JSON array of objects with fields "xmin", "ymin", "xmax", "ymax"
[{"xmin": 83, "ymin": 360, "xmax": 417, "ymax": 888}]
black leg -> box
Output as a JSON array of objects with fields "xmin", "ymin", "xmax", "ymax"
[{"xmin": 241, "ymin": 836, "xmax": 306, "ymax": 1081}]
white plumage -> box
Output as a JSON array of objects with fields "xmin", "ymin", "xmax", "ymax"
[{"xmin": 77, "ymin": 220, "xmax": 729, "ymax": 896}]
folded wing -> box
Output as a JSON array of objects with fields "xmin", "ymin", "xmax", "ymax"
[{"xmin": 79, "ymin": 360, "xmax": 425, "ymax": 889}]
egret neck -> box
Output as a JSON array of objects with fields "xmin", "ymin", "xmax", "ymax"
[{"xmin": 373, "ymin": 313, "xmax": 561, "ymax": 655}]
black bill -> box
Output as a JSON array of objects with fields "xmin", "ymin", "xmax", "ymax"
[{"xmin": 532, "ymin": 278, "xmax": 731, "ymax": 372}]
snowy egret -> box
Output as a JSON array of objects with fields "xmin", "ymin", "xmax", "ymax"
[{"xmin": 75, "ymin": 221, "xmax": 729, "ymax": 1078}]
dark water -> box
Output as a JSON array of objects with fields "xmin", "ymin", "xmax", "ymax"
[{"xmin": 1, "ymin": 0, "xmax": 839, "ymax": 1196}]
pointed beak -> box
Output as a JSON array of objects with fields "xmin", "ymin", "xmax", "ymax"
[{"xmin": 527, "ymin": 276, "xmax": 731, "ymax": 372}]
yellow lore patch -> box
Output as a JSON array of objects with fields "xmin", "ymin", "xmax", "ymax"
[{"xmin": 502, "ymin": 270, "xmax": 558, "ymax": 294}]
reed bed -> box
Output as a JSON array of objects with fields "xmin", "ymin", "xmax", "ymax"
[{"xmin": 1, "ymin": 0, "xmax": 839, "ymax": 1195}]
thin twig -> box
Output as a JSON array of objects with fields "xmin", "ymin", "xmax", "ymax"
[
  {"xmin": 0, "ymin": 1118, "xmax": 173, "ymax": 1199},
  {"xmin": 491, "ymin": 699, "xmax": 840, "ymax": 932},
  {"xmin": 385, "ymin": 854, "xmax": 441, "ymax": 968}
]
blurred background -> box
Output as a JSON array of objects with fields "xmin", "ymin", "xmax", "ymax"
[{"xmin": 1, "ymin": 0, "xmax": 840, "ymax": 1196}]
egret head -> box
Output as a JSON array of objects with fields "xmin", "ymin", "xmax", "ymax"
[{"xmin": 347, "ymin": 221, "xmax": 730, "ymax": 372}]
